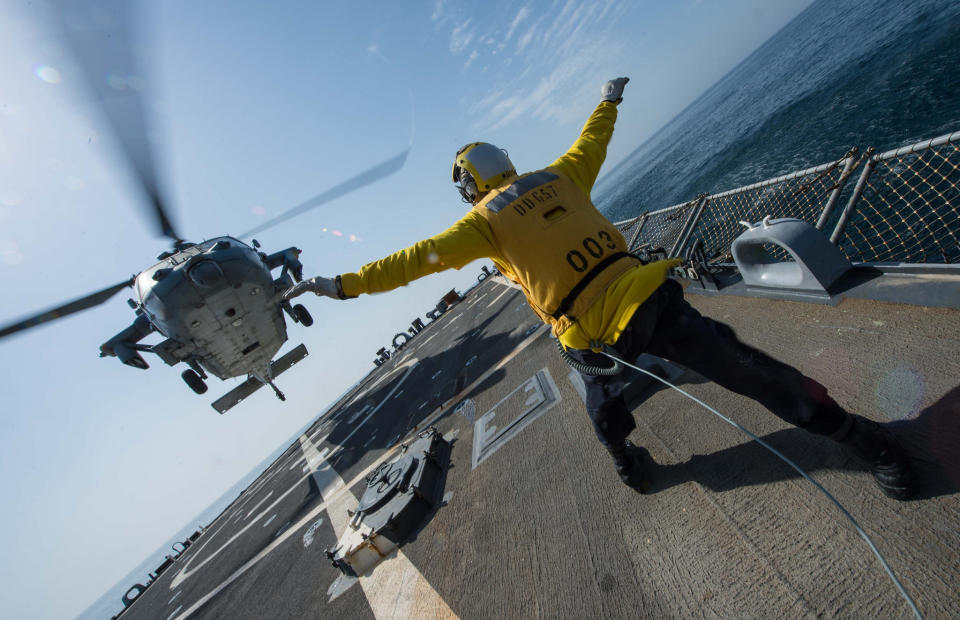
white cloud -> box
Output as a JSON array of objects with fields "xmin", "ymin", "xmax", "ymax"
[
  {"xmin": 463, "ymin": 50, "xmax": 480, "ymax": 72},
  {"xmin": 541, "ymin": 0, "xmax": 578, "ymax": 45},
  {"xmin": 366, "ymin": 43, "xmax": 389, "ymax": 63},
  {"xmin": 431, "ymin": 0, "xmax": 446, "ymax": 22},
  {"xmin": 517, "ymin": 24, "xmax": 536, "ymax": 52},
  {"xmin": 438, "ymin": 0, "xmax": 636, "ymax": 133},
  {"xmin": 450, "ymin": 19, "xmax": 474, "ymax": 53},
  {"xmin": 504, "ymin": 7, "xmax": 530, "ymax": 43},
  {"xmin": 468, "ymin": 0, "xmax": 632, "ymax": 132}
]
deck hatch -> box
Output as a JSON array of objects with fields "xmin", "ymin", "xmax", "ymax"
[{"xmin": 472, "ymin": 368, "xmax": 560, "ymax": 469}]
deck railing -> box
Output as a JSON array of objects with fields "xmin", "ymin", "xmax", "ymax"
[{"xmin": 614, "ymin": 130, "xmax": 960, "ymax": 265}]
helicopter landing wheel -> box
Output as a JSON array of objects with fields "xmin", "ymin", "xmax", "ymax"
[
  {"xmin": 182, "ymin": 369, "xmax": 208, "ymax": 394},
  {"xmin": 293, "ymin": 304, "xmax": 314, "ymax": 327}
]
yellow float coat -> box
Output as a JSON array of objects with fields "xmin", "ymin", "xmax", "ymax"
[
  {"xmin": 339, "ymin": 101, "xmax": 680, "ymax": 350},
  {"xmin": 470, "ymin": 169, "xmax": 640, "ymax": 337}
]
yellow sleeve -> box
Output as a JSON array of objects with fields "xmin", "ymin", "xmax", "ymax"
[
  {"xmin": 547, "ymin": 101, "xmax": 619, "ymax": 196},
  {"xmin": 340, "ymin": 211, "xmax": 499, "ymax": 296}
]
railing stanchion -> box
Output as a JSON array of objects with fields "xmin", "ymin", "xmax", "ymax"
[
  {"xmin": 830, "ymin": 149, "xmax": 876, "ymax": 246},
  {"xmin": 627, "ymin": 213, "xmax": 649, "ymax": 252},
  {"xmin": 670, "ymin": 194, "xmax": 709, "ymax": 257},
  {"xmin": 816, "ymin": 149, "xmax": 858, "ymax": 231}
]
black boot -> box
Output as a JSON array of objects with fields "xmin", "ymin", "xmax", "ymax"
[
  {"xmin": 833, "ymin": 414, "xmax": 916, "ymax": 500},
  {"xmin": 608, "ymin": 440, "xmax": 653, "ymax": 493}
]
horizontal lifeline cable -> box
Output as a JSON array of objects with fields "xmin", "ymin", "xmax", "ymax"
[{"xmin": 600, "ymin": 349, "xmax": 923, "ymax": 620}]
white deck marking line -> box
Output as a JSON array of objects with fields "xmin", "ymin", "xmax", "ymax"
[
  {"xmin": 299, "ymin": 435, "xmax": 329, "ymax": 470},
  {"xmin": 360, "ymin": 352, "xmax": 418, "ymax": 395},
  {"xmin": 486, "ymin": 287, "xmax": 512, "ymax": 308},
  {"xmin": 327, "ymin": 483, "xmax": 458, "ymax": 618},
  {"xmin": 347, "ymin": 403, "xmax": 373, "ymax": 425},
  {"xmin": 289, "ymin": 444, "xmax": 330, "ymax": 471},
  {"xmin": 176, "ymin": 332, "xmax": 527, "ymax": 617},
  {"xmin": 166, "ymin": 605, "xmax": 183, "ymax": 620},
  {"xmin": 176, "ymin": 430, "xmax": 455, "ymax": 619},
  {"xmin": 417, "ymin": 325, "xmax": 549, "ymax": 430},
  {"xmin": 328, "ymin": 359, "xmax": 419, "ymax": 449},
  {"xmin": 171, "ymin": 478, "xmax": 312, "ymax": 588},
  {"xmin": 171, "ymin": 453, "xmax": 337, "ymax": 588},
  {"xmin": 171, "ymin": 359, "xmax": 420, "ymax": 592},
  {"xmin": 418, "ymin": 332, "xmax": 437, "ymax": 347},
  {"xmin": 245, "ymin": 492, "xmax": 274, "ymax": 518},
  {"xmin": 312, "ymin": 432, "xmax": 331, "ymax": 447}
]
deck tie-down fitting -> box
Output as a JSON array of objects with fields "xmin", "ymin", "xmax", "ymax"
[{"xmin": 732, "ymin": 216, "xmax": 852, "ymax": 292}]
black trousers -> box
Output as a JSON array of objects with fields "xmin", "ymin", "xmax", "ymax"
[{"xmin": 567, "ymin": 279, "xmax": 849, "ymax": 449}]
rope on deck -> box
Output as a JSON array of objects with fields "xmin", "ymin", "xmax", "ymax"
[{"xmin": 601, "ymin": 350, "xmax": 924, "ymax": 620}]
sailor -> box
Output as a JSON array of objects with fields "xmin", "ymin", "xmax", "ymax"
[{"xmin": 285, "ymin": 77, "xmax": 915, "ymax": 500}]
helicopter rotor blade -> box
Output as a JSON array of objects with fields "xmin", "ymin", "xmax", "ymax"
[
  {"xmin": 238, "ymin": 147, "xmax": 410, "ymax": 239},
  {"xmin": 50, "ymin": 0, "xmax": 181, "ymax": 243},
  {"xmin": 0, "ymin": 277, "xmax": 136, "ymax": 341}
]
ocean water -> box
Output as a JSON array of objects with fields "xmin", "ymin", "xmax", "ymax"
[
  {"xmin": 82, "ymin": 1, "xmax": 960, "ymax": 617},
  {"xmin": 597, "ymin": 0, "xmax": 960, "ymax": 221}
]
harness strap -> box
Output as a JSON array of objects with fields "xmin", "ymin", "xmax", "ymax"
[{"xmin": 551, "ymin": 252, "xmax": 636, "ymax": 319}]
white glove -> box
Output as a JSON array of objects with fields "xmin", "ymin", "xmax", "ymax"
[
  {"xmin": 601, "ymin": 77, "xmax": 629, "ymax": 103},
  {"xmin": 283, "ymin": 276, "xmax": 340, "ymax": 300}
]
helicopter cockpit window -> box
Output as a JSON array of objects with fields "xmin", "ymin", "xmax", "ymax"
[{"xmin": 188, "ymin": 260, "xmax": 225, "ymax": 288}]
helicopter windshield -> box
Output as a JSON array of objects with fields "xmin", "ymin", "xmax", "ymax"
[{"xmin": 188, "ymin": 260, "xmax": 225, "ymax": 288}]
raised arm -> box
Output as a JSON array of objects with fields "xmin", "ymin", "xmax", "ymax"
[{"xmin": 547, "ymin": 77, "xmax": 629, "ymax": 196}]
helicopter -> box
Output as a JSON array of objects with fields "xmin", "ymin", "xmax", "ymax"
[{"xmin": 0, "ymin": 0, "xmax": 410, "ymax": 413}]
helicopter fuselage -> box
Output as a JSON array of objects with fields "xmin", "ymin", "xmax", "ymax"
[
  {"xmin": 135, "ymin": 236, "xmax": 288, "ymax": 381},
  {"xmin": 99, "ymin": 235, "xmax": 309, "ymax": 393}
]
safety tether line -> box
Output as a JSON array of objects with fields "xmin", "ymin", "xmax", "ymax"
[{"xmin": 600, "ymin": 350, "xmax": 923, "ymax": 620}]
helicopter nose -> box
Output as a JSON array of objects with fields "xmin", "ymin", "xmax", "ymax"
[{"xmin": 188, "ymin": 260, "xmax": 224, "ymax": 288}]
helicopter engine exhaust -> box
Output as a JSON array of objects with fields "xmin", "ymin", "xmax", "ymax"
[{"xmin": 112, "ymin": 342, "xmax": 149, "ymax": 370}]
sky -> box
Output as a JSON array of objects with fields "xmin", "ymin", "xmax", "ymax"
[{"xmin": 0, "ymin": 0, "xmax": 814, "ymax": 617}]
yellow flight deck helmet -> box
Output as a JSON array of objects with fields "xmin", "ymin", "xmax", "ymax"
[{"xmin": 452, "ymin": 142, "xmax": 516, "ymax": 203}]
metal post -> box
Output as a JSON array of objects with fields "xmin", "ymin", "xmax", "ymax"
[
  {"xmin": 815, "ymin": 148, "xmax": 858, "ymax": 231},
  {"xmin": 670, "ymin": 194, "xmax": 709, "ymax": 258},
  {"xmin": 627, "ymin": 213, "xmax": 649, "ymax": 252},
  {"xmin": 830, "ymin": 149, "xmax": 876, "ymax": 245}
]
